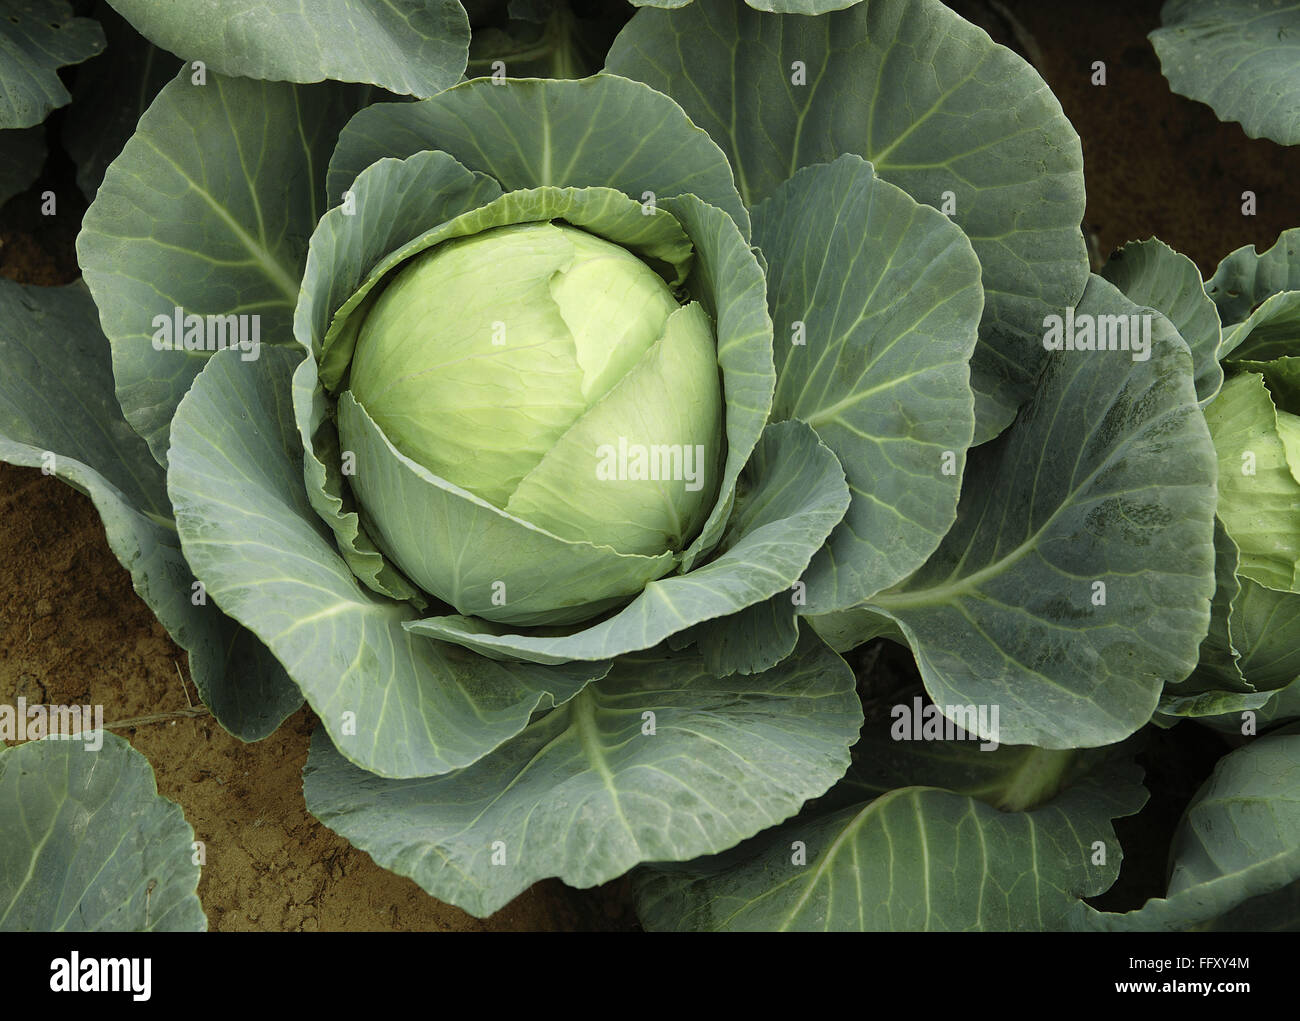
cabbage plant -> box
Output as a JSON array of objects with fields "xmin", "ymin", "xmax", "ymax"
[{"xmin": 3, "ymin": 0, "xmax": 1296, "ymax": 931}]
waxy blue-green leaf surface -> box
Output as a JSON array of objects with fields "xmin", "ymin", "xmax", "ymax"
[
  {"xmin": 1151, "ymin": 0, "xmax": 1300, "ymax": 146},
  {"xmin": 326, "ymin": 74, "xmax": 750, "ymax": 236},
  {"xmin": 607, "ymin": 0, "xmax": 1089, "ymax": 439},
  {"xmin": 634, "ymin": 757, "xmax": 1146, "ymax": 931},
  {"xmin": 78, "ymin": 70, "xmax": 364, "ymax": 465},
  {"xmin": 0, "ymin": 0, "xmax": 103, "ymax": 129},
  {"xmin": 1207, "ymin": 228, "xmax": 1300, "ymax": 329},
  {"xmin": 1102, "ymin": 238, "xmax": 1223, "ymax": 404},
  {"xmin": 754, "ymin": 155, "xmax": 981, "ymax": 611},
  {"xmin": 105, "ymin": 0, "xmax": 468, "ymax": 97},
  {"xmin": 857, "ymin": 276, "xmax": 1218, "ymax": 748},
  {"xmin": 0, "ymin": 734, "xmax": 205, "ymax": 932},
  {"xmin": 304, "ymin": 629, "xmax": 860, "ymax": 917},
  {"xmin": 1088, "ymin": 731, "xmax": 1300, "ymax": 930}
]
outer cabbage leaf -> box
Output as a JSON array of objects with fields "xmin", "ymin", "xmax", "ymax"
[
  {"xmin": 834, "ymin": 276, "xmax": 1218, "ymax": 748},
  {"xmin": 0, "ymin": 0, "xmax": 103, "ymax": 129},
  {"xmin": 326, "ymin": 74, "xmax": 750, "ymax": 237},
  {"xmin": 77, "ymin": 70, "xmax": 366, "ymax": 465},
  {"xmin": 1089, "ymin": 731, "xmax": 1300, "ymax": 931},
  {"xmin": 633, "ymin": 742, "xmax": 1146, "ymax": 931},
  {"xmin": 0, "ymin": 734, "xmax": 205, "ymax": 932},
  {"xmin": 754, "ymin": 155, "xmax": 981, "ymax": 612},
  {"xmin": 635, "ymin": 728, "xmax": 1300, "ymax": 931},
  {"xmin": 1101, "ymin": 238, "xmax": 1223, "ymax": 404},
  {"xmin": 105, "ymin": 0, "xmax": 468, "ymax": 97},
  {"xmin": 304, "ymin": 628, "xmax": 861, "ymax": 917},
  {"xmin": 1150, "ymin": 0, "xmax": 1300, "ymax": 146},
  {"xmin": 607, "ymin": 0, "xmax": 1089, "ymax": 441},
  {"xmin": 1206, "ymin": 228, "xmax": 1300, "ymax": 329}
]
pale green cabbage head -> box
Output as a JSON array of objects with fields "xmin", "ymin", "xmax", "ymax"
[{"xmin": 339, "ymin": 220, "xmax": 723, "ymax": 618}]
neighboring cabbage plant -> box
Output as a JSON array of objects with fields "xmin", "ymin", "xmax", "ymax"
[{"xmin": 1101, "ymin": 230, "xmax": 1300, "ymax": 735}]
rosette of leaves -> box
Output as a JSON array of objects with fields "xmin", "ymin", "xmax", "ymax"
[{"xmin": 0, "ymin": 0, "xmax": 1222, "ymax": 918}]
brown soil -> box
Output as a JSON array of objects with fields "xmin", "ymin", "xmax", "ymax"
[{"xmin": 2, "ymin": 0, "xmax": 1297, "ymax": 932}]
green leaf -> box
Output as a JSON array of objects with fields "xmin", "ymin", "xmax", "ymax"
[
  {"xmin": 0, "ymin": 734, "xmax": 205, "ymax": 932},
  {"xmin": 863, "ymin": 276, "xmax": 1218, "ymax": 748},
  {"xmin": 1205, "ymin": 373, "xmax": 1300, "ymax": 591},
  {"xmin": 0, "ymin": 279, "xmax": 301, "ymax": 740},
  {"xmin": 1227, "ymin": 579, "xmax": 1300, "ymax": 691},
  {"xmin": 678, "ymin": 592, "xmax": 801, "ymax": 677},
  {"xmin": 805, "ymin": 604, "xmax": 905, "ymax": 652},
  {"xmin": 326, "ymin": 74, "xmax": 750, "ymax": 237},
  {"xmin": 303, "ymin": 628, "xmax": 861, "ymax": 918},
  {"xmin": 823, "ymin": 726, "xmax": 1117, "ymax": 814},
  {"xmin": 634, "ymin": 758, "xmax": 1146, "ymax": 931},
  {"xmin": 1161, "ymin": 520, "xmax": 1254, "ymax": 714},
  {"xmin": 663, "ymin": 193, "xmax": 775, "ymax": 570},
  {"xmin": 167, "ymin": 346, "xmax": 610, "ymax": 779},
  {"xmin": 77, "ymin": 69, "xmax": 365, "ymax": 465},
  {"xmin": 1101, "ymin": 238, "xmax": 1223, "ymax": 404},
  {"xmin": 407, "ymin": 419, "xmax": 849, "ymax": 662},
  {"xmin": 1207, "ymin": 228, "xmax": 1300, "ymax": 329},
  {"xmin": 1220, "ymin": 290, "xmax": 1300, "ymax": 364},
  {"xmin": 753, "ymin": 155, "xmax": 981, "ymax": 611},
  {"xmin": 104, "ymin": 0, "xmax": 468, "ymax": 97},
  {"xmin": 1088, "ymin": 731, "xmax": 1300, "ymax": 930},
  {"xmin": 0, "ymin": 0, "xmax": 103, "ymax": 129},
  {"xmin": 1169, "ymin": 518, "xmax": 1300, "ymax": 721},
  {"xmin": 606, "ymin": 0, "xmax": 1089, "ymax": 440},
  {"xmin": 1150, "ymin": 0, "xmax": 1300, "ymax": 146}
]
